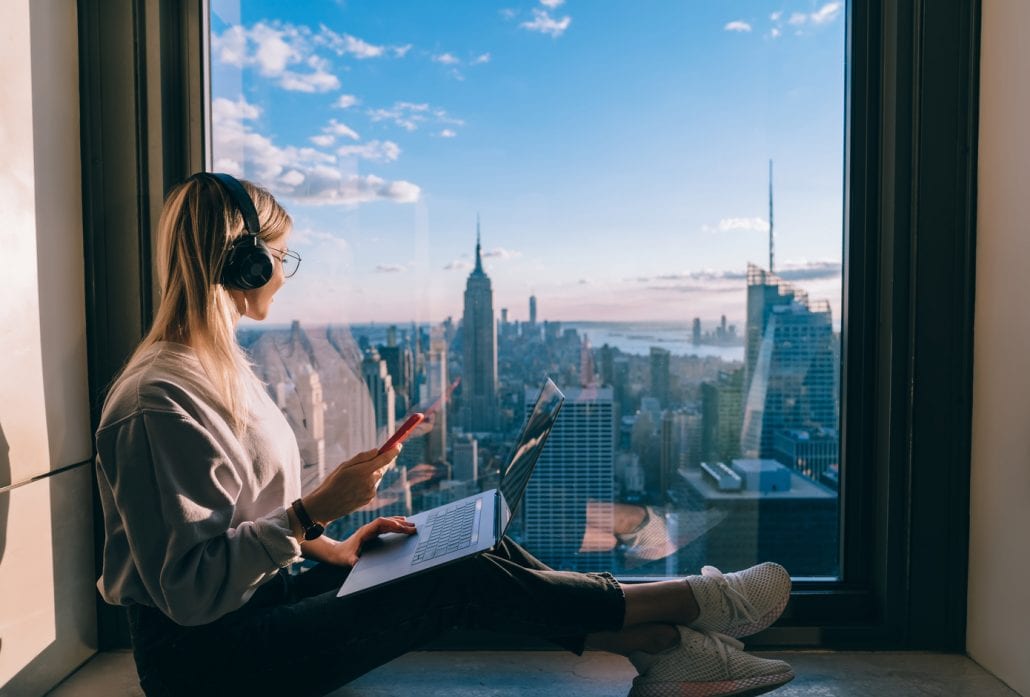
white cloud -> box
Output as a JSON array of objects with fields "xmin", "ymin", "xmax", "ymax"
[
  {"xmin": 439, "ymin": 129, "xmax": 457, "ymax": 138},
  {"xmin": 375, "ymin": 264, "xmax": 406, "ymax": 273},
  {"xmin": 444, "ymin": 260, "xmax": 473, "ymax": 271},
  {"xmin": 520, "ymin": 9, "xmax": 571, "ymax": 37},
  {"xmin": 368, "ymin": 101, "xmax": 461, "ymax": 133},
  {"xmin": 725, "ymin": 20, "xmax": 752, "ymax": 32},
  {"xmin": 214, "ymin": 26, "xmax": 250, "ymax": 68},
  {"xmin": 280, "ymin": 170, "xmax": 305, "ymax": 187},
  {"xmin": 393, "ymin": 44, "xmax": 413, "ymax": 58},
  {"xmin": 211, "ymin": 95, "xmax": 420, "ymax": 206},
  {"xmin": 433, "ymin": 52, "xmax": 460, "ymax": 65},
  {"xmin": 482, "ymin": 247, "xmax": 522, "ymax": 260},
  {"xmin": 539, "ymin": 0, "xmax": 564, "ymax": 7},
  {"xmin": 634, "ymin": 261, "xmax": 841, "ymax": 294},
  {"xmin": 701, "ymin": 217, "xmax": 770, "ymax": 234},
  {"xmin": 250, "ymin": 23, "xmax": 300, "ymax": 74},
  {"xmin": 472, "ymin": 52, "xmax": 491, "ymax": 65},
  {"xmin": 213, "ymin": 96, "xmax": 261, "ymax": 122},
  {"xmin": 775, "ymin": 259, "xmax": 841, "ymax": 281},
  {"xmin": 310, "ymin": 134, "xmax": 335, "ymax": 147},
  {"xmin": 500, "ymin": 8, "xmax": 517, "ymax": 21},
  {"xmin": 212, "ymin": 22, "xmax": 339, "ymax": 93},
  {"xmin": 288, "ymin": 225, "xmax": 351, "ymax": 252},
  {"xmin": 279, "ymin": 68, "xmax": 339, "ymax": 93},
  {"xmin": 337, "ymin": 140, "xmax": 401, "ymax": 162},
  {"xmin": 324, "ymin": 119, "xmax": 360, "ymax": 140},
  {"xmin": 333, "ymin": 94, "xmax": 359, "ymax": 109},
  {"xmin": 286, "ymin": 168, "xmax": 420, "ymax": 205},
  {"xmin": 768, "ymin": 3, "xmax": 842, "ymax": 38},
  {"xmin": 810, "ymin": 2, "xmax": 843, "ymax": 25},
  {"xmin": 315, "ymin": 25, "xmax": 385, "ymax": 58}
]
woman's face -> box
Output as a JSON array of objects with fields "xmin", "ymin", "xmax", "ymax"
[{"xmin": 234, "ymin": 230, "xmax": 292, "ymax": 321}]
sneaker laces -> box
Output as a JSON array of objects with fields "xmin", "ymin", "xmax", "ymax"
[
  {"xmin": 700, "ymin": 565, "xmax": 759, "ymax": 626},
  {"xmin": 698, "ymin": 629, "xmax": 745, "ymax": 679}
]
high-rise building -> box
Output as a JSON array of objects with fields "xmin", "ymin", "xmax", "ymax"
[
  {"xmin": 377, "ymin": 342, "xmax": 413, "ymax": 418},
  {"xmin": 529, "ymin": 294, "xmax": 537, "ymax": 325},
  {"xmin": 692, "ymin": 318, "xmax": 702, "ymax": 345},
  {"xmin": 701, "ymin": 368, "xmax": 744, "ymax": 465},
  {"xmin": 421, "ymin": 329, "xmax": 448, "ymax": 462},
  {"xmin": 744, "ymin": 264, "xmax": 804, "ymax": 395},
  {"xmin": 293, "ymin": 365, "xmax": 327, "ymax": 480},
  {"xmin": 773, "ymin": 427, "xmax": 840, "ymax": 489},
  {"xmin": 461, "ymin": 221, "xmax": 498, "ymax": 433},
  {"xmin": 523, "ymin": 386, "xmax": 615, "ymax": 571},
  {"xmin": 612, "ymin": 356, "xmax": 632, "ymax": 415},
  {"xmin": 579, "ymin": 335, "xmax": 596, "ymax": 387},
  {"xmin": 659, "ymin": 408, "xmax": 701, "ymax": 495},
  {"xmin": 361, "ymin": 347, "xmax": 396, "ymax": 439},
  {"xmin": 451, "ymin": 435, "xmax": 479, "ymax": 483},
  {"xmin": 650, "ymin": 346, "xmax": 671, "ymax": 406},
  {"xmin": 673, "ymin": 458, "xmax": 837, "ymax": 577},
  {"xmin": 741, "ymin": 266, "xmax": 838, "ymax": 458}
]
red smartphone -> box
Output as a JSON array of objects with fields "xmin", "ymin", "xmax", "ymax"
[{"xmin": 377, "ymin": 412, "xmax": 425, "ymax": 454}]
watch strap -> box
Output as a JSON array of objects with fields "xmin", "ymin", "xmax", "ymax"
[{"xmin": 291, "ymin": 498, "xmax": 325, "ymax": 541}]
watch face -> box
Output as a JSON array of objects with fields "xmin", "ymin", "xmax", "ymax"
[{"xmin": 304, "ymin": 522, "xmax": 325, "ymax": 541}]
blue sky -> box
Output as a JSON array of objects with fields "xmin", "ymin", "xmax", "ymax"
[{"xmin": 210, "ymin": 0, "xmax": 846, "ymax": 328}]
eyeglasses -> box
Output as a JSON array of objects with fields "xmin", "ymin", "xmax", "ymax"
[{"xmin": 268, "ymin": 246, "xmax": 302, "ymax": 278}]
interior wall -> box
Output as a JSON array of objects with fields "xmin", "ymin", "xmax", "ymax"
[
  {"xmin": 0, "ymin": 0, "xmax": 96, "ymax": 693},
  {"xmin": 967, "ymin": 1, "xmax": 1030, "ymax": 695}
]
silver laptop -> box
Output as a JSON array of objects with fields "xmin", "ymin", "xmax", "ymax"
[{"xmin": 338, "ymin": 378, "xmax": 565, "ymax": 597}]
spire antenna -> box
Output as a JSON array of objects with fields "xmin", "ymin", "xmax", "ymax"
[
  {"xmin": 474, "ymin": 213, "xmax": 483, "ymax": 273},
  {"xmin": 768, "ymin": 159, "xmax": 775, "ymax": 273}
]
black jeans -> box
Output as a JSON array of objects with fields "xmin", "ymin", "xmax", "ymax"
[{"xmin": 126, "ymin": 536, "xmax": 625, "ymax": 697}]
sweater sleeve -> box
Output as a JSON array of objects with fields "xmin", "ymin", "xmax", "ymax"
[{"xmin": 96, "ymin": 410, "xmax": 302, "ymax": 626}]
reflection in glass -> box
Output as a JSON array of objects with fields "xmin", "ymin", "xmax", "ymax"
[{"xmin": 213, "ymin": 0, "xmax": 845, "ymax": 579}]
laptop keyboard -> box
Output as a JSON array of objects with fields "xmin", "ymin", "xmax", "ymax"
[{"xmin": 412, "ymin": 500, "xmax": 478, "ymax": 565}]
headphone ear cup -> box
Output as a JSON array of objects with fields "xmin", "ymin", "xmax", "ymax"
[{"xmin": 221, "ymin": 235, "xmax": 275, "ymax": 290}]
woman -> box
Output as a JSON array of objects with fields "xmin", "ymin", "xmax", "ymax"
[{"xmin": 95, "ymin": 172, "xmax": 796, "ymax": 697}]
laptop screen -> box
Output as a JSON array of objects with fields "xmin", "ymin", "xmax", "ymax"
[{"xmin": 498, "ymin": 378, "xmax": 565, "ymax": 525}]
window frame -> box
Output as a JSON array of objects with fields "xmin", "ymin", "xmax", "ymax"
[{"xmin": 80, "ymin": 0, "xmax": 980, "ymax": 650}]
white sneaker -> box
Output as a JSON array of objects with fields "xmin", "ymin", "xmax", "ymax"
[
  {"xmin": 628, "ymin": 625, "xmax": 794, "ymax": 697},
  {"xmin": 687, "ymin": 563, "xmax": 792, "ymax": 638}
]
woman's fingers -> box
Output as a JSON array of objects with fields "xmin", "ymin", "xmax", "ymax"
[
  {"xmin": 367, "ymin": 517, "xmax": 416, "ymax": 536},
  {"xmin": 339, "ymin": 446, "xmax": 401, "ymax": 475}
]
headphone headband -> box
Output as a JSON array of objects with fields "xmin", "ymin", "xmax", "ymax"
[
  {"xmin": 188, "ymin": 172, "xmax": 261, "ymax": 237},
  {"xmin": 187, "ymin": 171, "xmax": 274, "ymax": 291}
]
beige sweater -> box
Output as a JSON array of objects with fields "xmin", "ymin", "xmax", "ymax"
[{"xmin": 95, "ymin": 342, "xmax": 303, "ymax": 626}]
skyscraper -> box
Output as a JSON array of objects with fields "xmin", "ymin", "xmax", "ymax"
[
  {"xmin": 361, "ymin": 347, "xmax": 396, "ymax": 439},
  {"xmin": 701, "ymin": 368, "xmax": 744, "ymax": 465},
  {"xmin": 741, "ymin": 265, "xmax": 838, "ymax": 458},
  {"xmin": 650, "ymin": 346, "xmax": 671, "ymax": 406},
  {"xmin": 523, "ymin": 386, "xmax": 615, "ymax": 571},
  {"xmin": 529, "ymin": 294, "xmax": 537, "ymax": 325},
  {"xmin": 424, "ymin": 328, "xmax": 448, "ymax": 462},
  {"xmin": 461, "ymin": 220, "xmax": 498, "ymax": 432}
]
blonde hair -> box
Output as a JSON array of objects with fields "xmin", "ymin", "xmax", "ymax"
[{"xmin": 122, "ymin": 176, "xmax": 292, "ymax": 431}]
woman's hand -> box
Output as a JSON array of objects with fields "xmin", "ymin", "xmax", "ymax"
[
  {"xmin": 325, "ymin": 516, "xmax": 417, "ymax": 567},
  {"xmin": 302, "ymin": 447, "xmax": 401, "ymax": 524}
]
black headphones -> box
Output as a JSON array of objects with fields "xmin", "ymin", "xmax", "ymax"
[{"xmin": 188, "ymin": 172, "xmax": 275, "ymax": 290}]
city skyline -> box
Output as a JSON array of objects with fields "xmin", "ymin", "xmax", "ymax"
[{"xmin": 211, "ymin": 0, "xmax": 846, "ymax": 326}]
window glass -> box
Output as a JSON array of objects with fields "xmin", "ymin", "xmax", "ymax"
[{"xmin": 210, "ymin": 0, "xmax": 845, "ymax": 579}]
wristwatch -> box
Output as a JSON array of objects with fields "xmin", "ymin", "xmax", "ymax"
[{"xmin": 291, "ymin": 498, "xmax": 325, "ymax": 541}]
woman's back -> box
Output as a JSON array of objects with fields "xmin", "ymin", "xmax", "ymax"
[{"xmin": 95, "ymin": 340, "xmax": 302, "ymax": 625}]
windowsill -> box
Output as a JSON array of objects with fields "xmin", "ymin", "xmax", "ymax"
[{"xmin": 46, "ymin": 647, "xmax": 1022, "ymax": 697}]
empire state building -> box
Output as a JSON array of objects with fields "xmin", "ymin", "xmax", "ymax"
[{"xmin": 461, "ymin": 220, "xmax": 498, "ymax": 433}]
